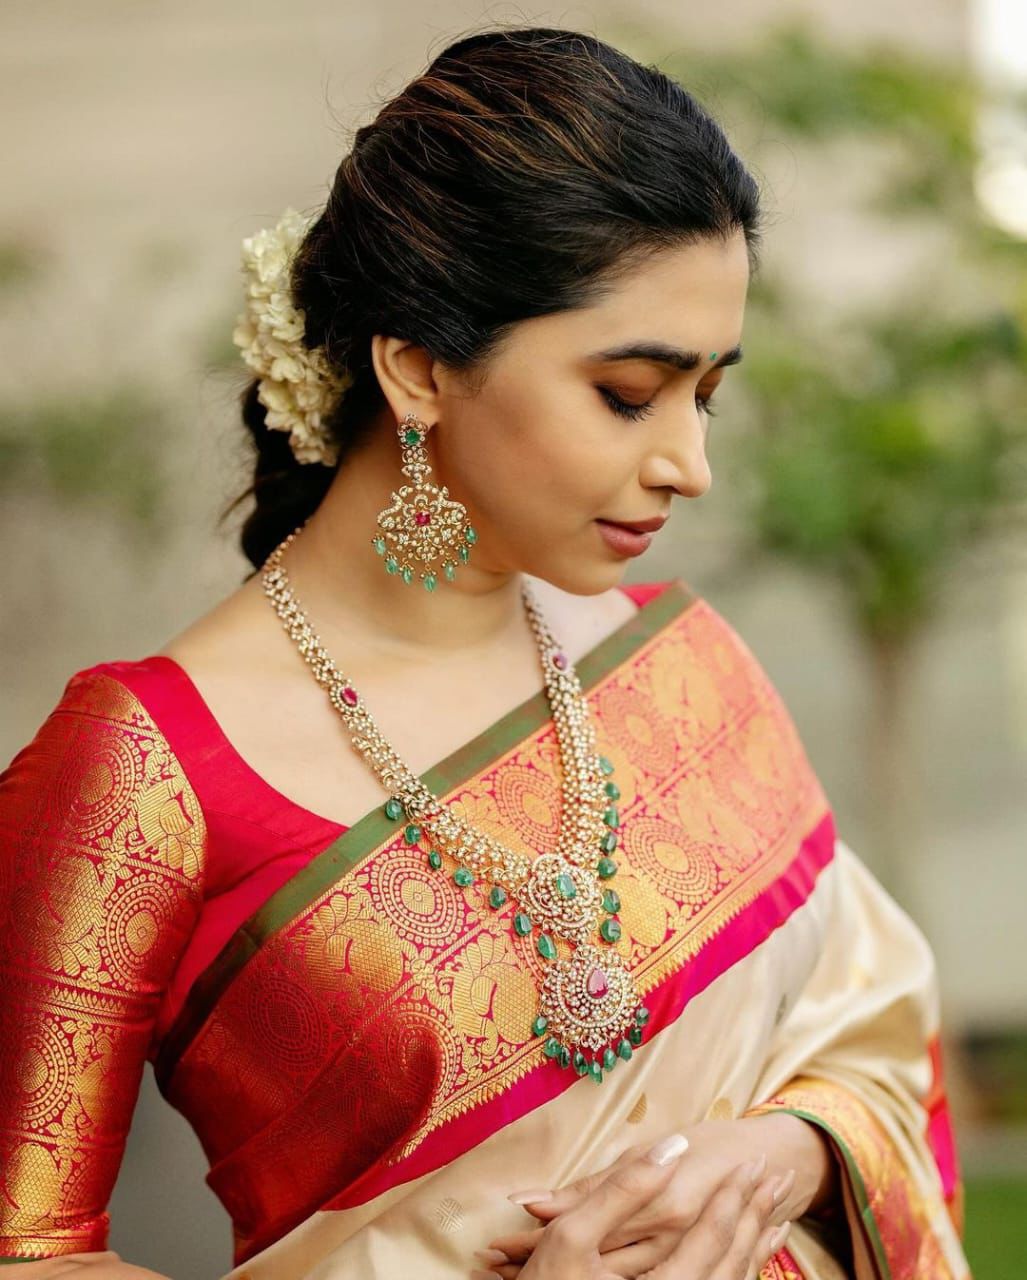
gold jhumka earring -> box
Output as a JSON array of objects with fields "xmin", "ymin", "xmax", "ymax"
[{"xmin": 371, "ymin": 411, "xmax": 478, "ymax": 589}]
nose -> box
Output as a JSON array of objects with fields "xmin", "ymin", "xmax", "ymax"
[{"xmin": 642, "ymin": 415, "xmax": 712, "ymax": 498}]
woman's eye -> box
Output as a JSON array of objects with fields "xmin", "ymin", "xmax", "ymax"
[
  {"xmin": 598, "ymin": 388, "xmax": 656, "ymax": 421},
  {"xmin": 598, "ymin": 387, "xmax": 719, "ymax": 420}
]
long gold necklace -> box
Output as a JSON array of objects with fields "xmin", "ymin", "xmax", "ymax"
[{"xmin": 262, "ymin": 527, "xmax": 650, "ymax": 1083}]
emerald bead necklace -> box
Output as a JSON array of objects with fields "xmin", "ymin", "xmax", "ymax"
[{"xmin": 262, "ymin": 525, "xmax": 650, "ymax": 1084}]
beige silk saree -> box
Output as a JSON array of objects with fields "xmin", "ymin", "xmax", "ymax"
[{"xmin": 0, "ymin": 579, "xmax": 969, "ymax": 1278}]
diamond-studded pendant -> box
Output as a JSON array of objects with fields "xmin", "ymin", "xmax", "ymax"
[
  {"xmin": 518, "ymin": 852, "xmax": 604, "ymax": 945},
  {"xmin": 536, "ymin": 942, "xmax": 643, "ymax": 1082}
]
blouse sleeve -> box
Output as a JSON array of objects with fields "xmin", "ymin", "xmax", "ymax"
[
  {"xmin": 744, "ymin": 837, "xmax": 970, "ymax": 1280},
  {"xmin": 0, "ymin": 669, "xmax": 207, "ymax": 1263}
]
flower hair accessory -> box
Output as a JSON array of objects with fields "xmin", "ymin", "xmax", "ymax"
[{"xmin": 231, "ymin": 206, "xmax": 354, "ymax": 466}]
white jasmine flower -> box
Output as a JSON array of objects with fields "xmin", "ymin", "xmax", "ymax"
[{"xmin": 232, "ymin": 206, "xmax": 353, "ymax": 466}]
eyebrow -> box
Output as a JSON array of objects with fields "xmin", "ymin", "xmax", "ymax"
[{"xmin": 585, "ymin": 341, "xmax": 744, "ymax": 372}]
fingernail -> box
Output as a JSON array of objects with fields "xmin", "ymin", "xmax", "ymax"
[
  {"xmin": 507, "ymin": 1187, "xmax": 552, "ymax": 1205},
  {"xmin": 473, "ymin": 1248, "xmax": 510, "ymax": 1265},
  {"xmin": 770, "ymin": 1168, "xmax": 796, "ymax": 1204},
  {"xmin": 744, "ymin": 1153, "xmax": 768, "ymax": 1185},
  {"xmin": 769, "ymin": 1220, "xmax": 792, "ymax": 1252},
  {"xmin": 646, "ymin": 1132, "xmax": 690, "ymax": 1165}
]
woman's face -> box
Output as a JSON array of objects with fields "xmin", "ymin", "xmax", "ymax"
[{"xmin": 432, "ymin": 230, "xmax": 750, "ymax": 595}]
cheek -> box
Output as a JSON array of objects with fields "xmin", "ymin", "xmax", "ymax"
[{"xmin": 450, "ymin": 387, "xmax": 612, "ymax": 520}]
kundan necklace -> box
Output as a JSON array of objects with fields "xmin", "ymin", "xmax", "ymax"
[{"xmin": 261, "ymin": 526, "xmax": 650, "ymax": 1084}]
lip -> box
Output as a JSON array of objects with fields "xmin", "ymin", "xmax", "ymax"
[
  {"xmin": 599, "ymin": 514, "xmax": 669, "ymax": 534},
  {"xmin": 595, "ymin": 519, "xmax": 656, "ymax": 558}
]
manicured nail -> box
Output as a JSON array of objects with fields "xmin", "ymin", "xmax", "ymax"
[
  {"xmin": 508, "ymin": 1188, "xmax": 552, "ymax": 1205},
  {"xmin": 646, "ymin": 1132, "xmax": 690, "ymax": 1165},
  {"xmin": 770, "ymin": 1168, "xmax": 796, "ymax": 1204},
  {"xmin": 473, "ymin": 1248, "xmax": 510, "ymax": 1265},
  {"xmin": 768, "ymin": 1220, "xmax": 792, "ymax": 1252},
  {"xmin": 744, "ymin": 1153, "xmax": 768, "ymax": 1185}
]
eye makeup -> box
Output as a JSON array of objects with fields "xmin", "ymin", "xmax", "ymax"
[{"xmin": 598, "ymin": 387, "xmax": 719, "ymax": 421}]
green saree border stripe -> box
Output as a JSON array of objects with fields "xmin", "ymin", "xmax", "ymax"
[
  {"xmin": 154, "ymin": 579, "xmax": 698, "ymax": 1091},
  {"xmin": 775, "ymin": 1106, "xmax": 893, "ymax": 1280}
]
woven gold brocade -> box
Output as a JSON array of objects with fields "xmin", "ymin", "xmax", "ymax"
[{"xmin": 0, "ymin": 672, "xmax": 207, "ymax": 1262}]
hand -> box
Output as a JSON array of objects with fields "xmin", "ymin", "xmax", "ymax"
[
  {"xmin": 471, "ymin": 1134, "xmax": 790, "ymax": 1280},
  {"xmin": 474, "ymin": 1116, "xmax": 824, "ymax": 1278},
  {"xmin": 476, "ymin": 1111, "xmax": 829, "ymax": 1269},
  {"xmin": 2, "ymin": 1253, "xmax": 172, "ymax": 1278}
]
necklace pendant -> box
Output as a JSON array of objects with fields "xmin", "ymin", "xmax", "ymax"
[
  {"xmin": 537, "ymin": 943, "xmax": 639, "ymax": 1056},
  {"xmin": 518, "ymin": 852, "xmax": 602, "ymax": 944}
]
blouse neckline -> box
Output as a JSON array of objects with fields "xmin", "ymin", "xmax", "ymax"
[{"xmin": 112, "ymin": 580, "xmax": 680, "ymax": 836}]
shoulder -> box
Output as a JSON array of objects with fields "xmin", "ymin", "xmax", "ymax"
[{"xmin": 1, "ymin": 661, "xmax": 208, "ymax": 888}]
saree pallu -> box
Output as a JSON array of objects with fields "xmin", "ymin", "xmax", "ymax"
[{"xmin": 0, "ymin": 579, "xmax": 970, "ymax": 1278}]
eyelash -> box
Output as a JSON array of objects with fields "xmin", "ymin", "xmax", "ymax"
[{"xmin": 598, "ymin": 388, "xmax": 719, "ymax": 421}]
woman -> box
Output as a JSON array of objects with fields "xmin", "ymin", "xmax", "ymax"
[{"xmin": 0, "ymin": 26, "xmax": 969, "ymax": 1280}]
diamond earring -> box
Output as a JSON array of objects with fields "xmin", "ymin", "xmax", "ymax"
[{"xmin": 371, "ymin": 411, "xmax": 478, "ymax": 590}]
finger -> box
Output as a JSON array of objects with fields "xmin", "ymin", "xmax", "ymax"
[
  {"xmin": 506, "ymin": 1141, "xmax": 651, "ymax": 1221},
  {"xmin": 507, "ymin": 1169, "xmax": 608, "ymax": 1220},
  {"xmin": 540, "ymin": 1133, "xmax": 689, "ymax": 1261},
  {"xmin": 707, "ymin": 1188, "xmax": 770, "ymax": 1280},
  {"xmin": 476, "ymin": 1226, "xmax": 545, "ymax": 1265},
  {"xmin": 708, "ymin": 1171, "xmax": 787, "ymax": 1280},
  {"xmin": 750, "ymin": 1219, "xmax": 793, "ymax": 1278},
  {"xmin": 647, "ymin": 1156, "xmax": 764, "ymax": 1278},
  {"xmin": 586, "ymin": 1228, "xmax": 680, "ymax": 1278}
]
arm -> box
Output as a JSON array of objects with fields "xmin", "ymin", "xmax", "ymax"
[
  {"xmin": 0, "ymin": 671, "xmax": 207, "ymax": 1266},
  {"xmin": 742, "ymin": 837, "xmax": 969, "ymax": 1279}
]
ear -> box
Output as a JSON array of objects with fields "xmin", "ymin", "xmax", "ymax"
[{"xmin": 370, "ymin": 334, "xmax": 444, "ymax": 427}]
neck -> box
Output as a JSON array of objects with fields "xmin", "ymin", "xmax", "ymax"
[{"xmin": 278, "ymin": 423, "xmax": 527, "ymax": 663}]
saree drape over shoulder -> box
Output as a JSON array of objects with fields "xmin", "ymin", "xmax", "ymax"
[{"xmin": 0, "ymin": 580, "xmax": 970, "ymax": 1278}]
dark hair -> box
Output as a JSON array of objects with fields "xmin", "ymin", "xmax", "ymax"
[{"xmin": 225, "ymin": 25, "xmax": 763, "ymax": 572}]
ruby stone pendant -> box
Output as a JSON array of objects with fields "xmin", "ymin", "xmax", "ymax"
[{"xmin": 535, "ymin": 942, "xmax": 646, "ymax": 1083}]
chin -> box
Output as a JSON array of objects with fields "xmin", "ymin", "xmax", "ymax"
[{"xmin": 528, "ymin": 557, "xmax": 627, "ymax": 598}]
